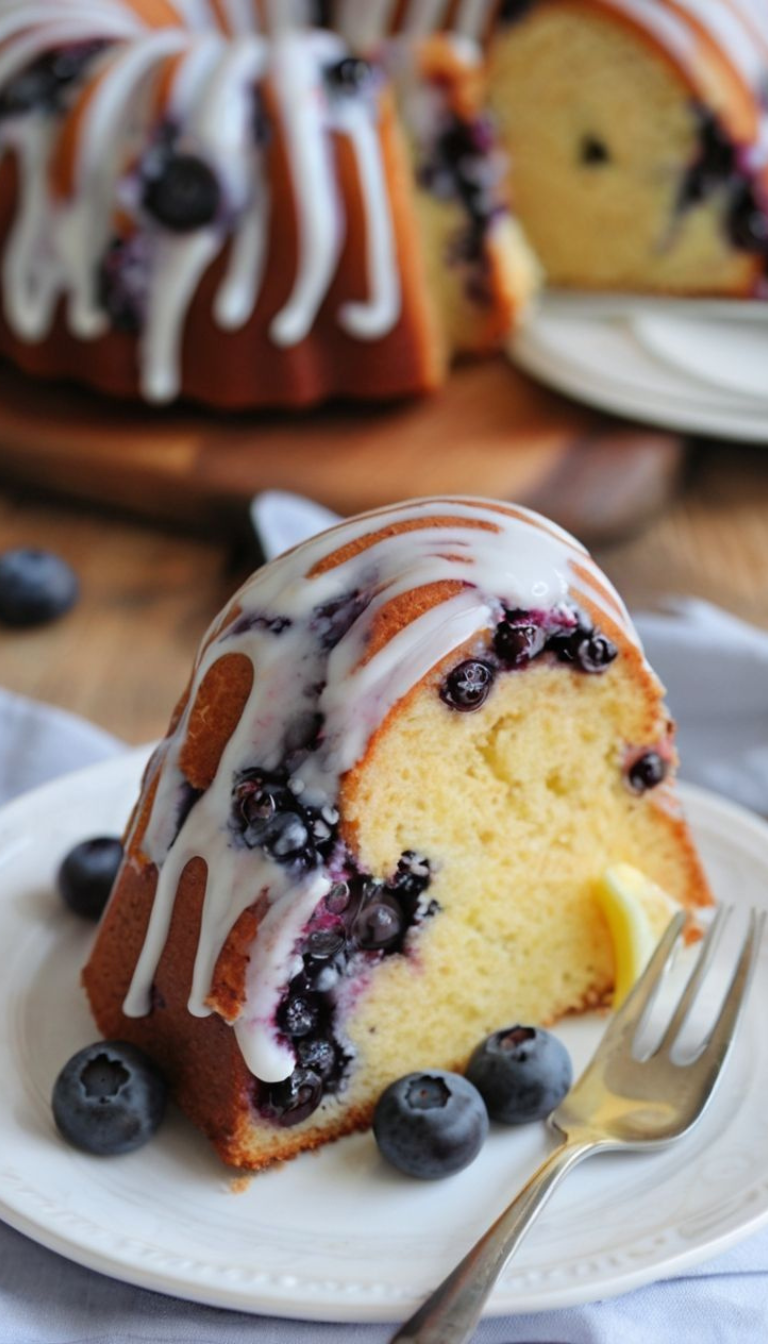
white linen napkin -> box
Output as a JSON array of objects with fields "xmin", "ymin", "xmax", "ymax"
[{"xmin": 2, "ymin": 491, "xmax": 768, "ymax": 1343}]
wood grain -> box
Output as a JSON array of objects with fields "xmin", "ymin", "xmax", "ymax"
[
  {"xmin": 0, "ymin": 359, "xmax": 684, "ymax": 544},
  {"xmin": 1, "ymin": 443, "xmax": 766, "ymax": 747}
]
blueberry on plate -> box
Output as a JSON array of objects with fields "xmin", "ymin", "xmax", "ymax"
[
  {"xmin": 373, "ymin": 1070, "xmax": 488, "ymax": 1179},
  {"xmin": 0, "ymin": 548, "xmax": 79, "ymax": 627},
  {"xmin": 466, "ymin": 1025, "xmax": 572, "ymax": 1125},
  {"xmin": 57, "ymin": 837, "xmax": 124, "ymax": 920},
  {"xmin": 52, "ymin": 1041, "xmax": 167, "ymax": 1155}
]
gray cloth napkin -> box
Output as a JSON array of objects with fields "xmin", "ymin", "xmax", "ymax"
[{"xmin": 3, "ymin": 492, "xmax": 768, "ymax": 1342}]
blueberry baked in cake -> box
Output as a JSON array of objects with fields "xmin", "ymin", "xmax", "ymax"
[{"xmin": 83, "ymin": 497, "xmax": 711, "ymax": 1170}]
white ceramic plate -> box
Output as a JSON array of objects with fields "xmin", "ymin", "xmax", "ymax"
[
  {"xmin": 2, "ymin": 748, "xmax": 768, "ymax": 1323},
  {"xmin": 512, "ymin": 298, "xmax": 768, "ymax": 440},
  {"xmin": 632, "ymin": 313, "xmax": 768, "ymax": 403}
]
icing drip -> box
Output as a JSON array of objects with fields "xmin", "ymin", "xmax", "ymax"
[
  {"xmin": 123, "ymin": 497, "xmax": 637, "ymax": 1085},
  {"xmin": 267, "ymin": 31, "xmax": 345, "ymax": 347}
]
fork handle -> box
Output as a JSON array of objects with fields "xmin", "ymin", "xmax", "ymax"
[{"xmin": 389, "ymin": 1135, "xmax": 597, "ymax": 1344}]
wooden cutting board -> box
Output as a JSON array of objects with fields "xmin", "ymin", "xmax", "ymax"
[{"xmin": 0, "ymin": 357, "xmax": 686, "ymax": 545}]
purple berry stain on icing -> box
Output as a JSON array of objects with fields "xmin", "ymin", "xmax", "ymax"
[{"xmin": 98, "ymin": 234, "xmax": 152, "ymax": 335}]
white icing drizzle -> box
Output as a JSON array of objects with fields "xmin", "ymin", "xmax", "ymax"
[
  {"xmin": 454, "ymin": 0, "xmax": 497, "ymax": 42},
  {"xmin": 401, "ymin": 0, "xmax": 453, "ymax": 37},
  {"xmin": 335, "ymin": 0, "xmax": 401, "ymax": 51},
  {"xmin": 122, "ymin": 497, "xmax": 637, "ymax": 1084},
  {"xmin": 267, "ymin": 31, "xmax": 345, "ymax": 346},
  {"xmin": 0, "ymin": 2, "xmax": 404, "ymax": 400},
  {"xmin": 658, "ymin": 0, "xmax": 766, "ymax": 91},
  {"xmin": 335, "ymin": 90, "xmax": 401, "ymax": 340}
]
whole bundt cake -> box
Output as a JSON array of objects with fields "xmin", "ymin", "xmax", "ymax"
[
  {"xmin": 83, "ymin": 497, "xmax": 711, "ymax": 1170},
  {"xmin": 0, "ymin": 1, "xmax": 538, "ymax": 407}
]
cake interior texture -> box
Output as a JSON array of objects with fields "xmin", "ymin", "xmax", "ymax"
[
  {"xmin": 83, "ymin": 498, "xmax": 711, "ymax": 1170},
  {"xmin": 488, "ymin": 2, "xmax": 765, "ymax": 295}
]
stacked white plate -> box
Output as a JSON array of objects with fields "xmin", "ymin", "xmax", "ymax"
[{"xmin": 512, "ymin": 293, "xmax": 768, "ymax": 441}]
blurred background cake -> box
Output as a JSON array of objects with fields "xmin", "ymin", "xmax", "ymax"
[
  {"xmin": 0, "ymin": 1, "xmax": 538, "ymax": 408},
  {"xmin": 1, "ymin": 0, "xmax": 765, "ymax": 412}
]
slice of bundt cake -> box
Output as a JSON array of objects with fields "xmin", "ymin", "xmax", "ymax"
[
  {"xmin": 331, "ymin": 0, "xmax": 768, "ymax": 296},
  {"xmin": 486, "ymin": 0, "xmax": 768, "ymax": 295},
  {"xmin": 83, "ymin": 497, "xmax": 711, "ymax": 1171},
  {"xmin": 0, "ymin": 2, "xmax": 535, "ymax": 408}
]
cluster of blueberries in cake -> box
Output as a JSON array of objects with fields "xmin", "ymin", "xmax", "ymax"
[
  {"xmin": 233, "ymin": 767, "xmax": 338, "ymax": 873},
  {"xmin": 0, "ymin": 41, "xmax": 107, "ymax": 121},
  {"xmin": 418, "ymin": 114, "xmax": 507, "ymax": 294},
  {"xmin": 259, "ymin": 853, "xmax": 435, "ymax": 1127},
  {"xmin": 440, "ymin": 603, "xmax": 618, "ymax": 713},
  {"xmin": 679, "ymin": 107, "xmax": 768, "ymax": 261},
  {"xmin": 228, "ymin": 580, "xmax": 436, "ymax": 1126}
]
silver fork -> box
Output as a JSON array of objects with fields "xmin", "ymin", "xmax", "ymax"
[{"xmin": 390, "ymin": 905, "xmax": 765, "ymax": 1344}]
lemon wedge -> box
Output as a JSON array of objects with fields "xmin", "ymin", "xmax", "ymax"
[{"xmin": 594, "ymin": 864, "xmax": 681, "ymax": 1009}]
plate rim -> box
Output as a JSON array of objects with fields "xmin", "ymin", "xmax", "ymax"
[
  {"xmin": 1, "ymin": 751, "xmax": 768, "ymax": 1322},
  {"xmin": 512, "ymin": 313, "xmax": 768, "ymax": 442}
]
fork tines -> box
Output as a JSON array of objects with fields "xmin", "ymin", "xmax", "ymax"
[{"xmin": 603, "ymin": 905, "xmax": 765, "ymax": 1068}]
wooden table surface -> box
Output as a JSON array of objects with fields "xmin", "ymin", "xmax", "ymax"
[{"xmin": 1, "ymin": 440, "xmax": 767, "ymax": 747}]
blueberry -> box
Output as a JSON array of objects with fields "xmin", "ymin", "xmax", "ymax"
[
  {"xmin": 266, "ymin": 812, "xmax": 312, "ymax": 859},
  {"xmin": 373, "ymin": 1071, "xmax": 488, "ymax": 1179},
  {"xmin": 234, "ymin": 771, "xmax": 318, "ymax": 868},
  {"xmin": 728, "ymin": 182, "xmax": 768, "ymax": 254},
  {"xmin": 143, "ymin": 153, "xmax": 220, "ymax": 232},
  {"xmin": 353, "ymin": 894, "xmax": 404, "ymax": 951},
  {"xmin": 547, "ymin": 614, "xmax": 592, "ymax": 662},
  {"xmin": 627, "ymin": 751, "xmax": 668, "ymax": 794},
  {"xmin": 466, "ymin": 1026, "xmax": 572, "ymax": 1125},
  {"xmin": 278, "ymin": 992, "xmax": 320, "ymax": 1039},
  {"xmin": 296, "ymin": 1036, "xmax": 337, "ymax": 1080},
  {"xmin": 580, "ymin": 135, "xmax": 610, "ymax": 166},
  {"xmin": 263, "ymin": 1067, "xmax": 323, "ymax": 1127},
  {"xmin": 325, "ymin": 57, "xmax": 373, "ymax": 95},
  {"xmin": 494, "ymin": 615, "xmax": 545, "ymax": 667},
  {"xmin": 0, "ymin": 548, "xmax": 79, "ymax": 628},
  {"xmin": 391, "ymin": 851, "xmax": 432, "ymax": 902},
  {"xmin": 326, "ymin": 881, "xmax": 351, "ymax": 915},
  {"xmin": 440, "ymin": 659, "xmax": 495, "ymax": 711},
  {"xmin": 574, "ymin": 634, "xmax": 618, "ymax": 673},
  {"xmin": 305, "ymin": 927, "xmax": 346, "ymax": 961},
  {"xmin": 57, "ymin": 837, "xmax": 123, "ymax": 920},
  {"xmin": 52, "ymin": 1041, "xmax": 166, "ymax": 1155}
]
